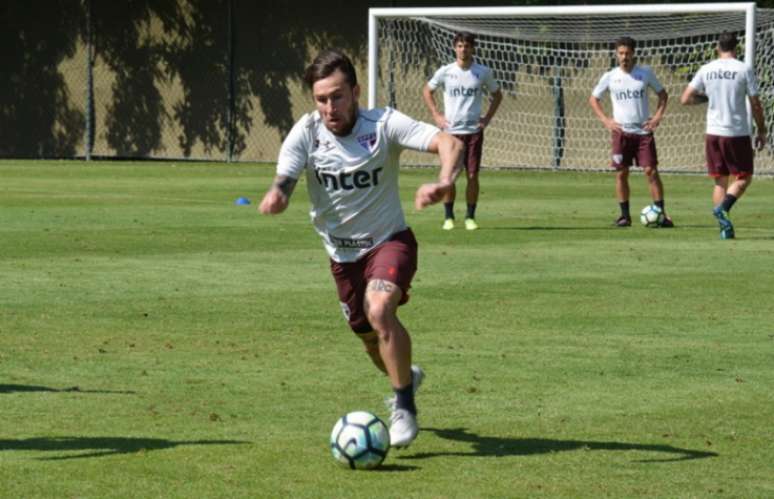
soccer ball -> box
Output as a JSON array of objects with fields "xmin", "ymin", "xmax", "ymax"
[
  {"xmin": 640, "ymin": 204, "xmax": 664, "ymax": 227},
  {"xmin": 330, "ymin": 411, "xmax": 390, "ymax": 469}
]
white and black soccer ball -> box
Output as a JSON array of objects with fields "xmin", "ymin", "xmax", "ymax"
[
  {"xmin": 330, "ymin": 411, "xmax": 390, "ymax": 469},
  {"xmin": 640, "ymin": 204, "xmax": 664, "ymax": 227}
]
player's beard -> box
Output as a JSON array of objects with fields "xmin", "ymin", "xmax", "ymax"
[{"xmin": 328, "ymin": 105, "xmax": 358, "ymax": 137}]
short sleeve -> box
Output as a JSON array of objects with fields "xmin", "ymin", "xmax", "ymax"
[
  {"xmin": 483, "ymin": 68, "xmax": 500, "ymax": 92},
  {"xmin": 276, "ymin": 115, "xmax": 312, "ymax": 178},
  {"xmin": 592, "ymin": 72, "xmax": 610, "ymax": 98},
  {"xmin": 427, "ymin": 66, "xmax": 445, "ymax": 91},
  {"xmin": 688, "ymin": 68, "xmax": 705, "ymax": 94},
  {"xmin": 384, "ymin": 108, "xmax": 440, "ymax": 152},
  {"xmin": 646, "ymin": 67, "xmax": 664, "ymax": 93}
]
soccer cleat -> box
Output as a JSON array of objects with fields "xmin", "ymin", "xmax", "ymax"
[
  {"xmin": 658, "ymin": 216, "xmax": 674, "ymax": 228},
  {"xmin": 464, "ymin": 218, "xmax": 479, "ymax": 231},
  {"xmin": 385, "ymin": 365, "xmax": 425, "ymax": 412},
  {"xmin": 389, "ymin": 408, "xmax": 419, "ymax": 448},
  {"xmin": 713, "ymin": 206, "xmax": 734, "ymax": 239},
  {"xmin": 442, "ymin": 219, "xmax": 455, "ymax": 230},
  {"xmin": 614, "ymin": 215, "xmax": 632, "ymax": 227}
]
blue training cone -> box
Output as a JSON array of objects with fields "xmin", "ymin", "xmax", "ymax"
[{"xmin": 235, "ymin": 196, "xmax": 251, "ymax": 205}]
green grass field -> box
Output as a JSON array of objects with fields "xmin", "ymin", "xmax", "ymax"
[{"xmin": 2, "ymin": 160, "xmax": 773, "ymax": 498}]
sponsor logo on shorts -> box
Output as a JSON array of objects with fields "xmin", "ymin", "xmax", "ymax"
[
  {"xmin": 612, "ymin": 154, "xmax": 623, "ymax": 165},
  {"xmin": 330, "ymin": 236, "xmax": 374, "ymax": 249}
]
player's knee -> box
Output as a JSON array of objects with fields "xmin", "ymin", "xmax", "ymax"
[{"xmin": 365, "ymin": 301, "xmax": 396, "ymax": 332}]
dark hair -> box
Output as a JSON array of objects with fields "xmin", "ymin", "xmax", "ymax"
[
  {"xmin": 718, "ymin": 31, "xmax": 738, "ymax": 52},
  {"xmin": 615, "ymin": 36, "xmax": 636, "ymax": 51},
  {"xmin": 303, "ymin": 49, "xmax": 357, "ymax": 89},
  {"xmin": 453, "ymin": 31, "xmax": 476, "ymax": 46}
]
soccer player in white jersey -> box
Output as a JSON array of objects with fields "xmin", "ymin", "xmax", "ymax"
[
  {"xmin": 259, "ymin": 50, "xmax": 463, "ymax": 448},
  {"xmin": 680, "ymin": 31, "xmax": 767, "ymax": 240},
  {"xmin": 422, "ymin": 32, "xmax": 503, "ymax": 231},
  {"xmin": 589, "ymin": 36, "xmax": 673, "ymax": 228}
]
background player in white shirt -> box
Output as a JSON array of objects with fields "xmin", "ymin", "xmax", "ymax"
[
  {"xmin": 423, "ymin": 32, "xmax": 503, "ymax": 231},
  {"xmin": 589, "ymin": 36, "xmax": 673, "ymax": 228},
  {"xmin": 680, "ymin": 31, "xmax": 767, "ymax": 239},
  {"xmin": 259, "ymin": 49, "xmax": 463, "ymax": 447}
]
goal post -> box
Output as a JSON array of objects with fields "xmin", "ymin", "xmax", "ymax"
[{"xmin": 368, "ymin": 3, "xmax": 774, "ymax": 173}]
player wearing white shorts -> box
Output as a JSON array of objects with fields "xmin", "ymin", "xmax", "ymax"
[
  {"xmin": 589, "ymin": 36, "xmax": 673, "ymax": 228},
  {"xmin": 680, "ymin": 31, "xmax": 767, "ymax": 239},
  {"xmin": 423, "ymin": 31, "xmax": 502, "ymax": 231},
  {"xmin": 259, "ymin": 50, "xmax": 463, "ymax": 447}
]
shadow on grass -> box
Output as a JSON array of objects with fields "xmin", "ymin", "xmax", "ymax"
[
  {"xmin": 401, "ymin": 427, "xmax": 717, "ymax": 463},
  {"xmin": 0, "ymin": 384, "xmax": 135, "ymax": 395},
  {"xmin": 0, "ymin": 436, "xmax": 249, "ymax": 460},
  {"xmin": 484, "ymin": 226, "xmax": 610, "ymax": 231},
  {"xmin": 370, "ymin": 463, "xmax": 420, "ymax": 472}
]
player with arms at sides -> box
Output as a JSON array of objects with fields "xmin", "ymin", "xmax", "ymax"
[
  {"xmin": 422, "ymin": 31, "xmax": 502, "ymax": 231},
  {"xmin": 589, "ymin": 36, "xmax": 673, "ymax": 228},
  {"xmin": 259, "ymin": 49, "xmax": 463, "ymax": 448},
  {"xmin": 680, "ymin": 31, "xmax": 767, "ymax": 240}
]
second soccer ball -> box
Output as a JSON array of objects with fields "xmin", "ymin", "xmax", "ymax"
[{"xmin": 640, "ymin": 204, "xmax": 664, "ymax": 227}]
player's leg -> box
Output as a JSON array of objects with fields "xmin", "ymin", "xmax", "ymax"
[
  {"xmin": 712, "ymin": 175, "xmax": 735, "ymax": 239},
  {"xmin": 443, "ymin": 135, "xmax": 466, "ymax": 230},
  {"xmin": 638, "ymin": 134, "xmax": 672, "ymax": 226},
  {"xmin": 643, "ymin": 166, "xmax": 673, "ymax": 228},
  {"xmin": 330, "ymin": 258, "xmax": 386, "ymax": 372},
  {"xmin": 363, "ymin": 230, "xmax": 420, "ymax": 447},
  {"xmin": 359, "ymin": 331, "xmax": 387, "ymax": 374},
  {"xmin": 709, "ymin": 135, "xmax": 753, "ymax": 239},
  {"xmin": 464, "ymin": 131, "xmax": 483, "ymax": 230},
  {"xmin": 611, "ymin": 131, "xmax": 631, "ymax": 226},
  {"xmin": 442, "ymin": 183, "xmax": 456, "ymax": 230},
  {"xmin": 614, "ymin": 167, "xmax": 631, "ymax": 226}
]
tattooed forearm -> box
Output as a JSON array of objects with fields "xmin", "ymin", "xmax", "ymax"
[
  {"xmin": 273, "ymin": 176, "xmax": 297, "ymax": 198},
  {"xmin": 368, "ymin": 280, "xmax": 396, "ymax": 293}
]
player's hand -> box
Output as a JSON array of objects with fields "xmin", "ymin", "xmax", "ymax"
[
  {"xmin": 643, "ymin": 116, "xmax": 661, "ymax": 132},
  {"xmin": 755, "ymin": 132, "xmax": 767, "ymax": 151},
  {"xmin": 479, "ymin": 116, "xmax": 490, "ymax": 129},
  {"xmin": 259, "ymin": 188, "xmax": 288, "ymax": 214},
  {"xmin": 433, "ymin": 113, "xmax": 449, "ymax": 130},
  {"xmin": 605, "ymin": 118, "xmax": 622, "ymax": 132},
  {"xmin": 415, "ymin": 181, "xmax": 452, "ymax": 210}
]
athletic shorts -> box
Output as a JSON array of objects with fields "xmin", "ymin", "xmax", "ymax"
[
  {"xmin": 610, "ymin": 131, "xmax": 658, "ymax": 169},
  {"xmin": 705, "ymin": 134, "xmax": 754, "ymax": 178},
  {"xmin": 454, "ymin": 130, "xmax": 484, "ymax": 175},
  {"xmin": 329, "ymin": 229, "xmax": 418, "ymax": 334}
]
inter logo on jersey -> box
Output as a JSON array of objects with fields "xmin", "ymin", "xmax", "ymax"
[{"xmin": 357, "ymin": 132, "xmax": 377, "ymax": 152}]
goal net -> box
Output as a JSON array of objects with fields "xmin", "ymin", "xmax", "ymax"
[{"xmin": 369, "ymin": 4, "xmax": 774, "ymax": 173}]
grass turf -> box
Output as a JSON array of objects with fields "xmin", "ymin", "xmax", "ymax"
[{"xmin": 1, "ymin": 160, "xmax": 773, "ymax": 498}]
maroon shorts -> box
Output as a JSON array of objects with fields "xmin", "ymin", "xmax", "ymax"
[
  {"xmin": 329, "ymin": 229, "xmax": 418, "ymax": 334},
  {"xmin": 454, "ymin": 130, "xmax": 484, "ymax": 175},
  {"xmin": 610, "ymin": 131, "xmax": 658, "ymax": 169},
  {"xmin": 705, "ymin": 134, "xmax": 754, "ymax": 178}
]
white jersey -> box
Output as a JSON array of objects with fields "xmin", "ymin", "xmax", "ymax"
[
  {"xmin": 277, "ymin": 107, "xmax": 439, "ymax": 263},
  {"xmin": 592, "ymin": 66, "xmax": 664, "ymax": 135},
  {"xmin": 427, "ymin": 61, "xmax": 499, "ymax": 135},
  {"xmin": 688, "ymin": 58, "xmax": 759, "ymax": 137}
]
